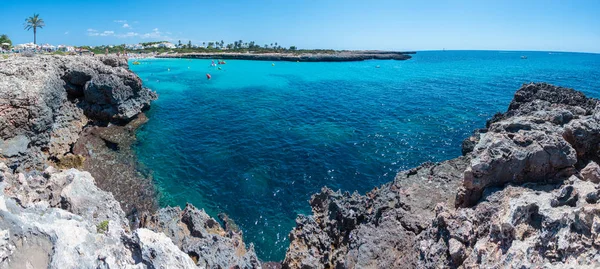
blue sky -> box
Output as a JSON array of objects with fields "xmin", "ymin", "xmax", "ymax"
[{"xmin": 1, "ymin": 0, "xmax": 598, "ymax": 52}]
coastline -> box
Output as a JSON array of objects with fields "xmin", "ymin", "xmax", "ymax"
[
  {"xmin": 2, "ymin": 54, "xmax": 600, "ymax": 268},
  {"xmin": 154, "ymin": 50, "xmax": 414, "ymax": 62}
]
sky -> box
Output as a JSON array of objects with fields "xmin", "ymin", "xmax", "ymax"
[{"xmin": 0, "ymin": 0, "xmax": 599, "ymax": 53}]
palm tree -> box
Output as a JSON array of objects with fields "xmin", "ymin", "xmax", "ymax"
[{"xmin": 24, "ymin": 14, "xmax": 45, "ymax": 44}]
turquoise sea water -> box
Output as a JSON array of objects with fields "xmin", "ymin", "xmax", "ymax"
[{"xmin": 130, "ymin": 51, "xmax": 600, "ymax": 261}]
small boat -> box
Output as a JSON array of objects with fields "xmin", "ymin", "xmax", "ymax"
[
  {"xmin": 520, "ymin": 56, "xmax": 527, "ymax": 59},
  {"xmin": 206, "ymin": 73, "xmax": 211, "ymax": 79}
]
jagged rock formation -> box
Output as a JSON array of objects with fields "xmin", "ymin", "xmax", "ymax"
[
  {"xmin": 0, "ymin": 162, "xmax": 196, "ymax": 268},
  {"xmin": 0, "ymin": 55, "xmax": 158, "ymax": 218},
  {"xmin": 283, "ymin": 157, "xmax": 468, "ymax": 268},
  {"xmin": 4, "ymin": 54, "xmax": 600, "ymax": 268},
  {"xmin": 0, "ymin": 55, "xmax": 156, "ymax": 170},
  {"xmin": 142, "ymin": 205, "xmax": 261, "ymax": 268},
  {"xmin": 0, "ymin": 55, "xmax": 261, "ymax": 268},
  {"xmin": 283, "ymin": 83, "xmax": 600, "ymax": 268}
]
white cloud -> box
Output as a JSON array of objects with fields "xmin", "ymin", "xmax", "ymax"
[
  {"xmin": 100, "ymin": 31, "xmax": 115, "ymax": 36},
  {"xmin": 122, "ymin": 23, "xmax": 131, "ymax": 28},
  {"xmin": 89, "ymin": 30, "xmax": 114, "ymax": 37},
  {"xmin": 116, "ymin": 32, "xmax": 139, "ymax": 38},
  {"xmin": 64, "ymin": 31, "xmax": 69, "ymax": 35},
  {"xmin": 114, "ymin": 20, "xmax": 127, "ymax": 23},
  {"xmin": 153, "ymin": 28, "xmax": 159, "ymax": 32}
]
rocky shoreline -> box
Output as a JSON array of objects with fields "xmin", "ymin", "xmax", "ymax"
[
  {"xmin": 1, "ymin": 54, "xmax": 599, "ymax": 268},
  {"xmin": 155, "ymin": 51, "xmax": 414, "ymax": 62}
]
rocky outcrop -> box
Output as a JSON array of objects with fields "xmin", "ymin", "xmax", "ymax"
[
  {"xmin": 283, "ymin": 157, "xmax": 468, "ymax": 268},
  {"xmin": 157, "ymin": 51, "xmax": 414, "ymax": 62},
  {"xmin": 142, "ymin": 205, "xmax": 261, "ymax": 268},
  {"xmin": 0, "ymin": 162, "xmax": 193, "ymax": 268},
  {"xmin": 0, "ymin": 161, "xmax": 262, "ymax": 268},
  {"xmin": 283, "ymin": 83, "xmax": 600, "ymax": 268},
  {"xmin": 0, "ymin": 55, "xmax": 156, "ymax": 170},
  {"xmin": 0, "ymin": 55, "xmax": 260, "ymax": 268}
]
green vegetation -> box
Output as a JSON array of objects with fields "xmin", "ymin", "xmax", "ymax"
[
  {"xmin": 97, "ymin": 220, "xmax": 109, "ymax": 233},
  {"xmin": 79, "ymin": 39, "xmax": 335, "ymax": 56},
  {"xmin": 51, "ymin": 50, "xmax": 65, "ymax": 55},
  {"xmin": 0, "ymin": 34, "xmax": 12, "ymax": 49},
  {"xmin": 2, "ymin": 55, "xmax": 8, "ymax": 59},
  {"xmin": 24, "ymin": 14, "xmax": 45, "ymax": 44},
  {"xmin": 139, "ymin": 41, "xmax": 168, "ymax": 47}
]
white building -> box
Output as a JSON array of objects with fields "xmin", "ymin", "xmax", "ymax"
[
  {"xmin": 157, "ymin": 42, "xmax": 176, "ymax": 49},
  {"xmin": 57, "ymin": 45, "xmax": 75, "ymax": 52}
]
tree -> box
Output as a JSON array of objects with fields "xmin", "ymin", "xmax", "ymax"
[
  {"xmin": 0, "ymin": 34, "xmax": 12, "ymax": 49},
  {"xmin": 188, "ymin": 40, "xmax": 192, "ymax": 49},
  {"xmin": 207, "ymin": 42, "xmax": 214, "ymax": 49},
  {"xmin": 178, "ymin": 40, "xmax": 182, "ymax": 47},
  {"xmin": 289, "ymin": 46, "xmax": 297, "ymax": 51},
  {"xmin": 24, "ymin": 14, "xmax": 45, "ymax": 44},
  {"xmin": 202, "ymin": 42, "xmax": 206, "ymax": 47}
]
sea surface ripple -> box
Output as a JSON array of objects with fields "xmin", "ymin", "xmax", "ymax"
[{"xmin": 130, "ymin": 50, "xmax": 600, "ymax": 261}]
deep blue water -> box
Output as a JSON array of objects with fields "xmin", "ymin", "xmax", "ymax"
[{"xmin": 130, "ymin": 51, "xmax": 600, "ymax": 261}]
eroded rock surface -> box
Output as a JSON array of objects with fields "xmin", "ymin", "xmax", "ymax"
[
  {"xmin": 0, "ymin": 162, "xmax": 195, "ymax": 269},
  {"xmin": 142, "ymin": 204, "xmax": 262, "ymax": 268},
  {"xmin": 283, "ymin": 157, "xmax": 468, "ymax": 268},
  {"xmin": 0, "ymin": 55, "xmax": 156, "ymax": 170}
]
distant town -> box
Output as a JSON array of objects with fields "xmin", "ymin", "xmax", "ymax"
[{"xmin": 1, "ymin": 39, "xmax": 309, "ymax": 55}]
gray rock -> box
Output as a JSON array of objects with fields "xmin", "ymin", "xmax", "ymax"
[
  {"xmin": 133, "ymin": 228, "xmax": 197, "ymax": 269},
  {"xmin": 0, "ymin": 55, "xmax": 157, "ymax": 170},
  {"xmin": 0, "ymin": 135, "xmax": 29, "ymax": 158},
  {"xmin": 551, "ymin": 185, "xmax": 579, "ymax": 207},
  {"xmin": 143, "ymin": 204, "xmax": 262, "ymax": 268},
  {"xmin": 283, "ymin": 157, "xmax": 468, "ymax": 268},
  {"xmin": 581, "ymin": 161, "xmax": 600, "ymax": 183}
]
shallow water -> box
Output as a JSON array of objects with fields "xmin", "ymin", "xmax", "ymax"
[{"xmin": 130, "ymin": 51, "xmax": 600, "ymax": 261}]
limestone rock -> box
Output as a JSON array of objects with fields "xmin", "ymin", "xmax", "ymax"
[
  {"xmin": 0, "ymin": 55, "xmax": 157, "ymax": 170},
  {"xmin": 143, "ymin": 204, "xmax": 262, "ymax": 268},
  {"xmin": 283, "ymin": 157, "xmax": 468, "ymax": 268},
  {"xmin": 581, "ymin": 161, "xmax": 600, "ymax": 183},
  {"xmin": 133, "ymin": 228, "xmax": 197, "ymax": 269}
]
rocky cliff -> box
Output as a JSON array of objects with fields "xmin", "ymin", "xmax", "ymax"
[
  {"xmin": 0, "ymin": 55, "xmax": 261, "ymax": 268},
  {"xmin": 3, "ymin": 54, "xmax": 600, "ymax": 269},
  {"xmin": 282, "ymin": 83, "xmax": 600, "ymax": 268}
]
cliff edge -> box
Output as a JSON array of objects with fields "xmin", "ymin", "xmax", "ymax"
[{"xmin": 0, "ymin": 55, "xmax": 261, "ymax": 268}]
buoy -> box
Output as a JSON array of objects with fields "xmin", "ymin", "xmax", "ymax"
[
  {"xmin": 206, "ymin": 73, "xmax": 211, "ymax": 79},
  {"xmin": 272, "ymin": 63, "xmax": 275, "ymax": 66},
  {"xmin": 168, "ymin": 68, "xmax": 170, "ymax": 71},
  {"xmin": 188, "ymin": 66, "xmax": 190, "ymax": 69}
]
